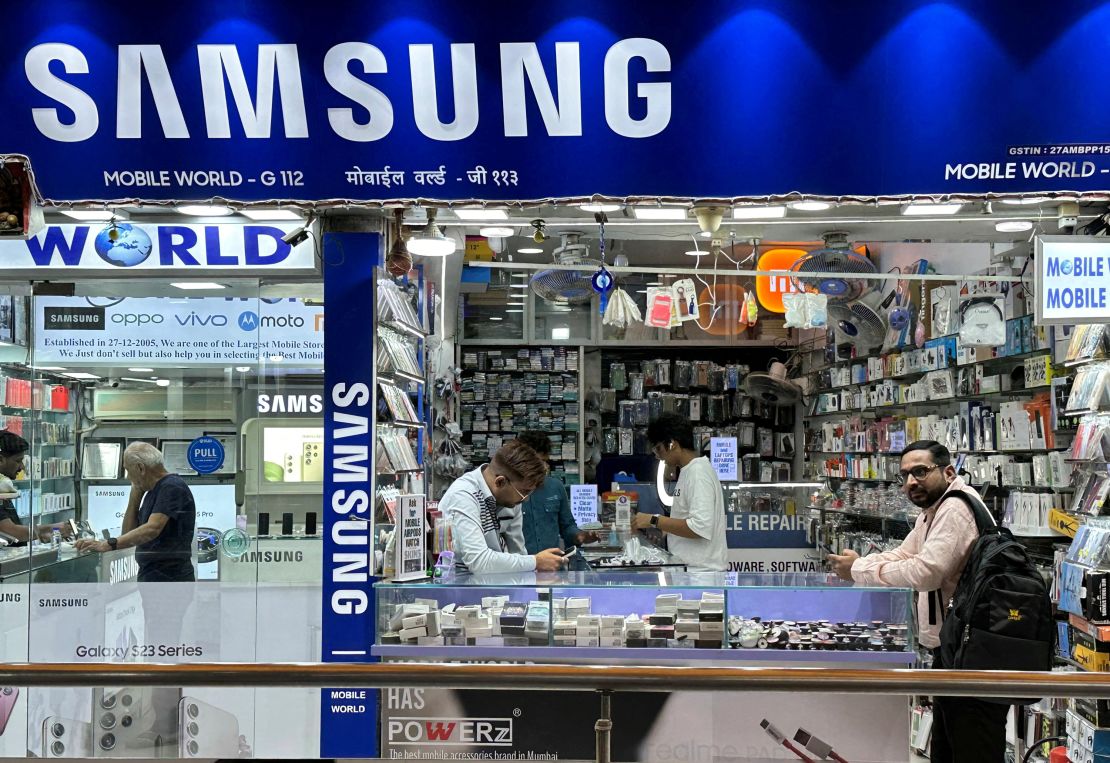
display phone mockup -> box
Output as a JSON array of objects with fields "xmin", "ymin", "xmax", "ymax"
[
  {"xmin": 0, "ymin": 687, "xmax": 17, "ymax": 735},
  {"xmin": 301, "ymin": 440, "xmax": 323, "ymax": 481},
  {"xmin": 281, "ymin": 512, "xmax": 294, "ymax": 536},
  {"xmin": 178, "ymin": 697, "xmax": 240, "ymax": 758},
  {"xmin": 91, "ymin": 687, "xmax": 164, "ymax": 757},
  {"xmin": 257, "ymin": 512, "xmax": 270, "ymax": 536},
  {"xmin": 305, "ymin": 511, "xmax": 317, "ymax": 536},
  {"xmin": 42, "ymin": 717, "xmax": 91, "ymax": 758}
]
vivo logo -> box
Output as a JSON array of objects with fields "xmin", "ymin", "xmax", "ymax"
[
  {"xmin": 25, "ymin": 40, "xmax": 671, "ymax": 143},
  {"xmin": 176, "ymin": 312, "xmax": 228, "ymax": 327}
]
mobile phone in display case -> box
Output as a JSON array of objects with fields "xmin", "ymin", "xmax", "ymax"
[
  {"xmin": 0, "ymin": 687, "xmax": 17, "ymax": 735},
  {"xmin": 91, "ymin": 687, "xmax": 161, "ymax": 758},
  {"xmin": 302, "ymin": 440, "xmax": 323, "ymax": 482},
  {"xmin": 42, "ymin": 717, "xmax": 91, "ymax": 758},
  {"xmin": 178, "ymin": 697, "xmax": 240, "ymax": 758}
]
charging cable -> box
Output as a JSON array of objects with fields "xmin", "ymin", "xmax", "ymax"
[
  {"xmin": 760, "ymin": 720, "xmax": 814, "ymax": 763},
  {"xmin": 794, "ymin": 727, "xmax": 850, "ymax": 763}
]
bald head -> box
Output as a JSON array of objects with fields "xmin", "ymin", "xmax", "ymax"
[{"xmin": 123, "ymin": 442, "xmax": 168, "ymax": 490}]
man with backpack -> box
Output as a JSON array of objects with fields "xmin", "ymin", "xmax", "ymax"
[{"xmin": 827, "ymin": 440, "xmax": 1005, "ymax": 762}]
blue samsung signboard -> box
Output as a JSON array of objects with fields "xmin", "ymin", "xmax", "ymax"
[{"xmin": 5, "ymin": 1, "xmax": 1110, "ymax": 201}]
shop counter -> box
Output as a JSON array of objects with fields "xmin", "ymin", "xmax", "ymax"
[
  {"xmin": 372, "ymin": 570, "xmax": 915, "ymax": 665},
  {"xmin": 0, "ymin": 543, "xmax": 105, "ymax": 584},
  {"xmin": 374, "ymin": 571, "xmax": 918, "ymax": 761}
]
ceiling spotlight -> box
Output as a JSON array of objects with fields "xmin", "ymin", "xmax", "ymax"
[
  {"xmin": 578, "ymin": 203, "xmax": 622, "ymax": 213},
  {"xmin": 530, "ymin": 219, "xmax": 547, "ymax": 243},
  {"xmin": 517, "ymin": 247, "xmax": 543, "ymax": 254},
  {"xmin": 479, "ymin": 226, "xmax": 514, "ymax": 238},
  {"xmin": 155, "ymin": 379, "xmax": 171, "ymax": 387},
  {"xmin": 406, "ymin": 209, "xmax": 457, "ymax": 257},
  {"xmin": 903, "ymin": 203, "xmax": 963, "ymax": 216},
  {"xmin": 633, "ymin": 207, "xmax": 686, "ymax": 220},
  {"xmin": 240, "ymin": 209, "xmax": 303, "ymax": 221},
  {"xmin": 999, "ymin": 196, "xmax": 1050, "ymax": 205},
  {"xmin": 693, "ymin": 206, "xmax": 725, "ymax": 234},
  {"xmin": 788, "ymin": 200, "xmax": 832, "ymax": 212},
  {"xmin": 698, "ymin": 231, "xmax": 713, "ymax": 238},
  {"xmin": 387, "ymin": 209, "xmax": 414, "ymax": 276},
  {"xmin": 452, "ymin": 208, "xmax": 509, "ymax": 221},
  {"xmin": 733, "ymin": 205, "xmax": 787, "ymax": 220},
  {"xmin": 178, "ymin": 204, "xmax": 233, "ymax": 216},
  {"xmin": 60, "ymin": 210, "xmax": 118, "ymax": 221},
  {"xmin": 171, "ymin": 282, "xmax": 226, "ymax": 290},
  {"xmin": 995, "ymin": 220, "xmax": 1034, "ymax": 232},
  {"xmin": 235, "ymin": 366, "xmax": 252, "ymax": 373}
]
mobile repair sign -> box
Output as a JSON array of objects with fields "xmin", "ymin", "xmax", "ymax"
[
  {"xmin": 1035, "ymin": 236, "xmax": 1110, "ymax": 325},
  {"xmin": 320, "ymin": 230, "xmax": 378, "ymax": 757}
]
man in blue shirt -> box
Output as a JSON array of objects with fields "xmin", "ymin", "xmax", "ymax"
[{"xmin": 517, "ymin": 432, "xmax": 598, "ymax": 554}]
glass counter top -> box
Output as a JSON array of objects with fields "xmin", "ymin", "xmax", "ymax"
[{"xmin": 375, "ymin": 569, "xmax": 909, "ymax": 593}]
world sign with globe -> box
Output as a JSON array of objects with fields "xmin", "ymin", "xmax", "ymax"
[{"xmin": 93, "ymin": 223, "xmax": 153, "ymax": 267}]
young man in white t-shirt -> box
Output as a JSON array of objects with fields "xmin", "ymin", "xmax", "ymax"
[{"xmin": 630, "ymin": 413, "xmax": 728, "ymax": 571}]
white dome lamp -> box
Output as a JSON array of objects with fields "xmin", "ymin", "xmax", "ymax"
[{"xmin": 406, "ymin": 209, "xmax": 456, "ymax": 257}]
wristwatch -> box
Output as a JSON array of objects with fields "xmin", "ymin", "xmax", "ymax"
[
  {"xmin": 107, "ymin": 537, "xmax": 118, "ymax": 551},
  {"xmin": 650, "ymin": 515, "xmax": 660, "ymax": 528}
]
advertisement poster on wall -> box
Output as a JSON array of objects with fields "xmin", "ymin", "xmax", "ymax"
[{"xmin": 33, "ymin": 295, "xmax": 323, "ymax": 367}]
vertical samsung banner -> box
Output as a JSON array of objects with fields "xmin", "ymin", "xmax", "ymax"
[{"xmin": 321, "ymin": 231, "xmax": 378, "ymax": 758}]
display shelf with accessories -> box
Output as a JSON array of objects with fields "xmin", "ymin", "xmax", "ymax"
[
  {"xmin": 374, "ymin": 270, "xmax": 428, "ymax": 500},
  {"xmin": 458, "ymin": 345, "xmax": 582, "ymax": 485},
  {"xmin": 595, "ymin": 348, "xmax": 798, "ymax": 482},
  {"xmin": 372, "ymin": 571, "xmax": 914, "ymax": 662}
]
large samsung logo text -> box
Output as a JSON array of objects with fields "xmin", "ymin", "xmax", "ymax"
[{"xmin": 25, "ymin": 40, "xmax": 671, "ymax": 143}]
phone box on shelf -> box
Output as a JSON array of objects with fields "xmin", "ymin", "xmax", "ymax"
[
  {"xmin": 1071, "ymin": 627, "xmax": 1110, "ymax": 672},
  {"xmin": 1073, "ymin": 697, "xmax": 1110, "ymax": 729},
  {"xmin": 1069, "ymin": 709, "xmax": 1110, "ymax": 756},
  {"xmin": 1060, "ymin": 562, "xmax": 1110, "ymax": 624}
]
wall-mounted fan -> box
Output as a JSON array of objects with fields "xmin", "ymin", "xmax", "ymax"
[
  {"xmin": 829, "ymin": 293, "xmax": 888, "ymax": 352},
  {"xmin": 789, "ymin": 232, "xmax": 876, "ymax": 303},
  {"xmin": 529, "ymin": 232, "xmax": 602, "ymax": 304},
  {"xmin": 743, "ymin": 361, "xmax": 802, "ymax": 406}
]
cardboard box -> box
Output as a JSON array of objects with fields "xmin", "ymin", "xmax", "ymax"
[
  {"xmin": 402, "ymin": 613, "xmax": 428, "ymax": 630},
  {"xmin": 576, "ymin": 614, "xmax": 601, "ymax": 628},
  {"xmin": 599, "ymin": 636, "xmax": 624, "ymax": 647},
  {"xmin": 399, "ymin": 626, "xmax": 427, "ymax": 641}
]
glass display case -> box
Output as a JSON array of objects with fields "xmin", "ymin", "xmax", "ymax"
[{"xmin": 373, "ymin": 570, "xmax": 915, "ymax": 663}]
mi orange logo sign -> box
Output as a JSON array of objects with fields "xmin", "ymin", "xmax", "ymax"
[{"xmin": 1008, "ymin": 609, "xmax": 1023, "ymax": 622}]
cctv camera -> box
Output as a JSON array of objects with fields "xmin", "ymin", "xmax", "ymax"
[{"xmin": 281, "ymin": 227, "xmax": 310, "ymax": 247}]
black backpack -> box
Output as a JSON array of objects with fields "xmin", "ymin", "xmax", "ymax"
[{"xmin": 935, "ymin": 490, "xmax": 1055, "ymax": 688}]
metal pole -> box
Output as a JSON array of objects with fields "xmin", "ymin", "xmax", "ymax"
[
  {"xmin": 1, "ymin": 663, "xmax": 1110, "ymax": 699},
  {"xmin": 595, "ymin": 690, "xmax": 612, "ymax": 763}
]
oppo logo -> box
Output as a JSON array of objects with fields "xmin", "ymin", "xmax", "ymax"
[
  {"xmin": 111, "ymin": 313, "xmax": 164, "ymax": 326},
  {"xmin": 175, "ymin": 312, "xmax": 228, "ymax": 327}
]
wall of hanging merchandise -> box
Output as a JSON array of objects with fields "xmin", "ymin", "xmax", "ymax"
[
  {"xmin": 595, "ymin": 348, "xmax": 797, "ymax": 479},
  {"xmin": 374, "ymin": 274, "xmax": 428, "ymax": 528},
  {"xmin": 457, "ymin": 346, "xmax": 582, "ymax": 484}
]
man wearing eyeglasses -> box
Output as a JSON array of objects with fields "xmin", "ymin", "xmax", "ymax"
[
  {"xmin": 441, "ymin": 439, "xmax": 568, "ymax": 574},
  {"xmin": 828, "ymin": 440, "xmax": 1000, "ymax": 762}
]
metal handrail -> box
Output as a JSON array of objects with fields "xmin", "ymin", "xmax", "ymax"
[{"xmin": 0, "ymin": 662, "xmax": 1106, "ymax": 699}]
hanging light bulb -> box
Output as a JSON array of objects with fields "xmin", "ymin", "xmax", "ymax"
[
  {"xmin": 387, "ymin": 209, "xmax": 413, "ymax": 276},
  {"xmin": 405, "ymin": 209, "xmax": 456, "ymax": 257},
  {"xmin": 531, "ymin": 219, "xmax": 547, "ymax": 243}
]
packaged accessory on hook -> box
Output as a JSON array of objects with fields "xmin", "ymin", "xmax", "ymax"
[
  {"xmin": 782, "ymin": 292, "xmax": 828, "ymax": 329},
  {"xmin": 958, "ymin": 295, "xmax": 1006, "ymax": 347}
]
